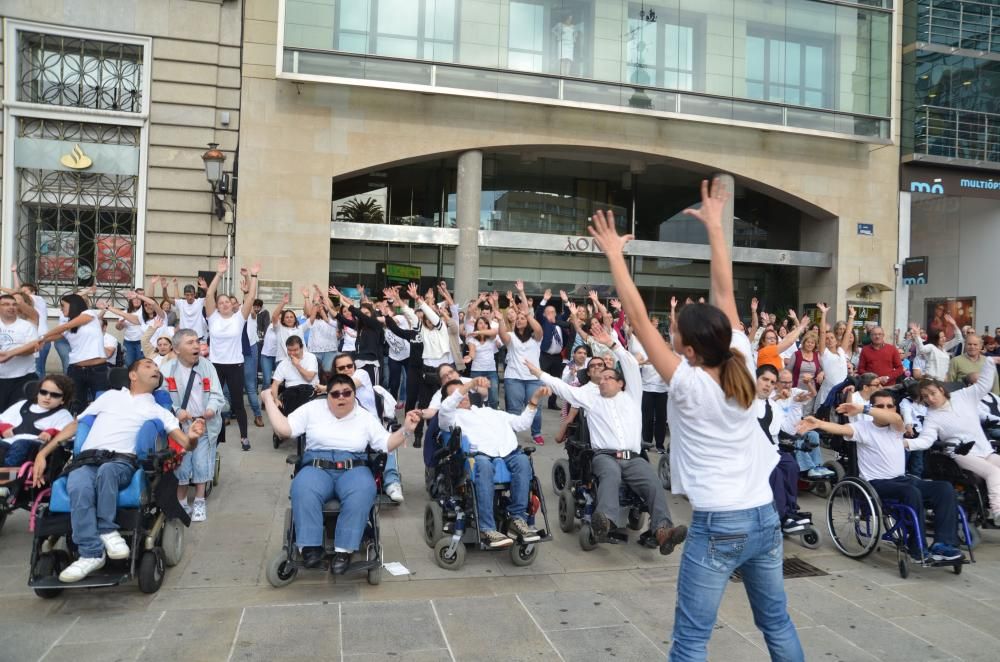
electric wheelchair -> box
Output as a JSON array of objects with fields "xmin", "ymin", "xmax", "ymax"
[
  {"xmin": 267, "ymin": 428, "xmax": 387, "ymax": 587},
  {"xmin": 923, "ymin": 438, "xmax": 997, "ymax": 550},
  {"xmin": 423, "ymin": 427, "xmax": 551, "ymax": 570},
  {"xmin": 554, "ymin": 413, "xmax": 659, "ymax": 551},
  {"xmin": 27, "ymin": 413, "xmax": 188, "ymax": 597}
]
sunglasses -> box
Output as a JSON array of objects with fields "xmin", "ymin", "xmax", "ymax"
[
  {"xmin": 336, "ymin": 364, "xmax": 356, "ymax": 371},
  {"xmin": 872, "ymin": 403, "xmax": 895, "ymax": 409},
  {"xmin": 38, "ymin": 388, "xmax": 64, "ymax": 398},
  {"xmin": 328, "ymin": 389, "xmax": 355, "ymax": 400}
]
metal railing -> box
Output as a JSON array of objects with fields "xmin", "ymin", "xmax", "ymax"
[
  {"xmin": 913, "ymin": 104, "xmax": 1000, "ymax": 162},
  {"xmin": 917, "ymin": 0, "xmax": 1000, "ymax": 54}
]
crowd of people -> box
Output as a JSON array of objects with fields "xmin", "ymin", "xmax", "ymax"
[{"xmin": 2, "ymin": 177, "xmax": 1000, "ymax": 660}]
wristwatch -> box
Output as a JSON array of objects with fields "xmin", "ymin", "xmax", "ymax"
[{"xmin": 863, "ymin": 403, "xmax": 872, "ymax": 415}]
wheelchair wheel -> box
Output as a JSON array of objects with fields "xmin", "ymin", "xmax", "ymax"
[
  {"xmin": 213, "ymin": 453, "xmax": 221, "ymax": 487},
  {"xmin": 579, "ymin": 523, "xmax": 598, "ymax": 551},
  {"xmin": 367, "ymin": 564, "xmax": 382, "ymax": 585},
  {"xmin": 510, "ymin": 543, "xmax": 538, "ymax": 567},
  {"xmin": 812, "ymin": 480, "xmax": 832, "ymax": 499},
  {"xmin": 204, "ymin": 478, "xmax": 213, "ymax": 499},
  {"xmin": 898, "ymin": 556, "xmax": 909, "ymax": 579},
  {"xmin": 266, "ymin": 552, "xmax": 297, "ymax": 587},
  {"xmin": 161, "ymin": 519, "xmax": 185, "ymax": 567},
  {"xmin": 423, "ymin": 502, "xmax": 445, "ymax": 548},
  {"xmin": 824, "ymin": 461, "xmax": 845, "ymax": 483},
  {"xmin": 627, "ymin": 507, "xmax": 644, "ymax": 531},
  {"xmin": 826, "ymin": 478, "xmax": 881, "ymax": 559},
  {"xmin": 953, "ymin": 562, "xmax": 962, "ymax": 575},
  {"xmin": 272, "ymin": 433, "xmax": 281, "ymax": 449},
  {"xmin": 800, "ymin": 529, "xmax": 821, "ymax": 550},
  {"xmin": 558, "ymin": 490, "xmax": 576, "ymax": 533},
  {"xmin": 138, "ymin": 549, "xmax": 165, "ymax": 594},
  {"xmin": 32, "ymin": 550, "xmax": 69, "ymax": 599},
  {"xmin": 657, "ymin": 451, "xmax": 670, "ymax": 491},
  {"xmin": 432, "ymin": 537, "xmax": 466, "ymax": 571},
  {"xmin": 551, "ymin": 459, "xmax": 569, "ymax": 495}
]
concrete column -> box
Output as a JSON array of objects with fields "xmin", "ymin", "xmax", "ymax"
[
  {"xmin": 894, "ymin": 191, "xmax": 911, "ymax": 336},
  {"xmin": 454, "ymin": 150, "xmax": 483, "ymax": 308},
  {"xmin": 710, "ymin": 172, "xmax": 736, "ymax": 308}
]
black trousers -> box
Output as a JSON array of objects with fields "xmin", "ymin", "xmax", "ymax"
[
  {"xmin": 214, "ymin": 362, "xmax": 247, "ymax": 438},
  {"xmin": 768, "ymin": 451, "xmax": 800, "ymax": 520},
  {"xmin": 0, "ymin": 373, "xmax": 39, "ymax": 412},
  {"xmin": 641, "ymin": 390, "xmax": 668, "ymax": 448},
  {"xmin": 68, "ymin": 364, "xmax": 110, "ymax": 414},
  {"xmin": 415, "ymin": 365, "xmax": 442, "ymax": 442},
  {"xmin": 540, "ymin": 352, "xmax": 563, "ymax": 408},
  {"xmin": 388, "ymin": 356, "xmax": 408, "ymax": 402},
  {"xmin": 870, "ymin": 475, "xmax": 959, "ymax": 551}
]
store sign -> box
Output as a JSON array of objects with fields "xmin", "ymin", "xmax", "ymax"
[
  {"xmin": 383, "ymin": 262, "xmax": 421, "ymax": 282},
  {"xmin": 903, "ymin": 256, "xmax": 928, "ymax": 285},
  {"xmin": 901, "ymin": 164, "xmax": 1000, "ymax": 200},
  {"xmin": 14, "ymin": 137, "xmax": 139, "ymax": 176},
  {"xmin": 563, "ymin": 235, "xmax": 601, "ymax": 252}
]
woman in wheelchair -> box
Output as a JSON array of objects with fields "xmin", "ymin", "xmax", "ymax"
[
  {"xmin": 262, "ymin": 374, "xmax": 419, "ymax": 574},
  {"xmin": 30, "ymin": 358, "xmax": 203, "ymax": 582},
  {"xmin": 438, "ymin": 377, "xmax": 545, "ymax": 548},
  {"xmin": 799, "ymin": 391, "xmax": 965, "ymax": 563},
  {"xmin": 0, "ymin": 374, "xmax": 74, "ymax": 471},
  {"xmin": 909, "ymin": 358, "xmax": 1000, "ymax": 527}
]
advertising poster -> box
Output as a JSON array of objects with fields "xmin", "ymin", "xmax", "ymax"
[
  {"xmin": 925, "ymin": 297, "xmax": 975, "ymax": 343},
  {"xmin": 37, "ymin": 230, "xmax": 77, "ymax": 281},
  {"xmin": 95, "ymin": 234, "xmax": 133, "ymax": 284}
]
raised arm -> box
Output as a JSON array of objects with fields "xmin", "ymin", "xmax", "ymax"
[
  {"xmin": 941, "ymin": 314, "xmax": 963, "ymax": 352},
  {"xmin": 817, "ymin": 302, "xmax": 829, "ymax": 339},
  {"xmin": 238, "ymin": 264, "xmax": 259, "ymax": 319},
  {"xmin": 260, "ymin": 390, "xmax": 292, "ymax": 438},
  {"xmin": 203, "ymin": 257, "xmax": 228, "ymax": 317},
  {"xmin": 126, "ymin": 289, "xmax": 164, "ymax": 319},
  {"xmin": 797, "ymin": 416, "xmax": 854, "ymax": 439},
  {"xmin": 104, "ymin": 304, "xmax": 140, "ymax": 326},
  {"xmin": 692, "ymin": 178, "xmax": 739, "ymax": 327},
  {"xmin": 749, "ymin": 297, "xmax": 760, "ymax": 339},
  {"xmin": 525, "ymin": 359, "xmax": 588, "ymax": 409},
  {"xmin": 140, "ymin": 319, "xmax": 161, "ymax": 358},
  {"xmin": 840, "ymin": 307, "xmax": 857, "ymax": 353},
  {"xmin": 498, "ymin": 307, "xmax": 513, "ymax": 346},
  {"xmin": 776, "ymin": 312, "xmax": 809, "ymax": 354}
]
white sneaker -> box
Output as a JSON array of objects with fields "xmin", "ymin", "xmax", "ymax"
[
  {"xmin": 180, "ymin": 500, "xmax": 192, "ymax": 517},
  {"xmin": 191, "ymin": 499, "xmax": 207, "ymax": 522},
  {"xmin": 0, "ymin": 487, "xmax": 9, "ymax": 498},
  {"xmin": 59, "ymin": 555, "xmax": 106, "ymax": 582},
  {"xmin": 385, "ymin": 483, "xmax": 404, "ymax": 503},
  {"xmin": 99, "ymin": 530, "xmax": 130, "ymax": 560},
  {"xmin": 991, "ymin": 511, "xmax": 1000, "ymax": 527}
]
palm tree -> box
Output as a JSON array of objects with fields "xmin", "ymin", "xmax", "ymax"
[{"xmin": 335, "ymin": 197, "xmax": 385, "ymax": 224}]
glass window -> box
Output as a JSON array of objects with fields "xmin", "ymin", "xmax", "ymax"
[
  {"xmin": 17, "ymin": 31, "xmax": 144, "ymax": 112},
  {"xmin": 746, "ymin": 31, "xmax": 829, "ymax": 108},
  {"xmin": 335, "ymin": 0, "xmax": 457, "ymax": 62},
  {"xmin": 508, "ymin": 2, "xmax": 546, "ymax": 72},
  {"xmin": 626, "ymin": 9, "xmax": 696, "ymax": 91}
]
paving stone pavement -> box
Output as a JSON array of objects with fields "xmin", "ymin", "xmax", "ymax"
[{"xmin": 2, "ymin": 411, "xmax": 1000, "ymax": 661}]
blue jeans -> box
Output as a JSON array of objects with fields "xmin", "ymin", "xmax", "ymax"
[
  {"xmin": 792, "ymin": 431, "xmax": 823, "ymax": 472},
  {"xmin": 36, "ymin": 342, "xmax": 52, "ymax": 376},
  {"xmin": 503, "ymin": 378, "xmax": 542, "ymax": 436},
  {"xmin": 123, "ymin": 339, "xmax": 143, "ymax": 367},
  {"xmin": 473, "ymin": 451, "xmax": 531, "ymax": 532},
  {"xmin": 670, "ymin": 503, "xmax": 803, "ymax": 662},
  {"xmin": 260, "ymin": 354, "xmax": 275, "ymax": 390},
  {"xmin": 1, "ymin": 438, "xmax": 42, "ymax": 467},
  {"xmin": 384, "ymin": 450, "xmax": 400, "ymax": 487},
  {"xmin": 176, "ymin": 433, "xmax": 215, "ymax": 485},
  {"xmin": 67, "ymin": 461, "xmax": 136, "ymax": 558},
  {"xmin": 470, "ymin": 370, "xmax": 499, "ymax": 409},
  {"xmin": 291, "ymin": 450, "xmax": 375, "ymax": 551},
  {"xmin": 54, "ymin": 338, "xmax": 71, "ymax": 373},
  {"xmin": 243, "ymin": 344, "xmax": 262, "ymax": 417}
]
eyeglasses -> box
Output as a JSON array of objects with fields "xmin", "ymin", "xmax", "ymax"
[
  {"xmin": 328, "ymin": 389, "xmax": 355, "ymax": 400},
  {"xmin": 38, "ymin": 388, "xmax": 64, "ymax": 398},
  {"xmin": 872, "ymin": 404, "xmax": 895, "ymax": 409}
]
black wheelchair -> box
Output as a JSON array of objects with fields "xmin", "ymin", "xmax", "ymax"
[
  {"xmin": 554, "ymin": 413, "xmax": 659, "ymax": 551},
  {"xmin": 923, "ymin": 439, "xmax": 997, "ymax": 550},
  {"xmin": 266, "ymin": 431, "xmax": 386, "ymax": 587},
  {"xmin": 271, "ymin": 384, "xmax": 316, "ymax": 449},
  {"xmin": 423, "ymin": 427, "xmax": 551, "ymax": 570},
  {"xmin": 825, "ymin": 438, "xmax": 975, "ymax": 579}
]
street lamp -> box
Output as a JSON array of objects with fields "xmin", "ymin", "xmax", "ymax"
[{"xmin": 201, "ymin": 142, "xmax": 230, "ymax": 221}]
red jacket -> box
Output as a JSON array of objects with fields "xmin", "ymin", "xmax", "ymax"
[{"xmin": 858, "ymin": 343, "xmax": 904, "ymax": 383}]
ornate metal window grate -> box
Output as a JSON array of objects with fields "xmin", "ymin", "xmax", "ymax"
[{"xmin": 17, "ymin": 30, "xmax": 143, "ymax": 112}]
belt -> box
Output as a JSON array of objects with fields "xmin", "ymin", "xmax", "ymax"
[
  {"xmin": 597, "ymin": 449, "xmax": 637, "ymax": 460},
  {"xmin": 310, "ymin": 458, "xmax": 361, "ymax": 471}
]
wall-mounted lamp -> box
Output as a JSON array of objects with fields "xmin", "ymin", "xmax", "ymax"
[{"xmin": 201, "ymin": 142, "xmax": 235, "ymax": 223}]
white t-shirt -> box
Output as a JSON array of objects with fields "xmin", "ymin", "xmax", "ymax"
[
  {"xmin": 341, "ymin": 325, "xmax": 357, "ymax": 353},
  {"xmin": 175, "ymin": 298, "xmax": 207, "ymax": 337},
  {"xmin": 261, "ymin": 325, "xmax": 277, "ymax": 357},
  {"xmin": 849, "ymin": 391, "xmax": 872, "ymax": 424},
  {"xmin": 819, "ymin": 347, "xmax": 848, "ymax": 403},
  {"xmin": 848, "ymin": 419, "xmax": 906, "ymax": 481},
  {"xmin": 64, "ymin": 310, "xmax": 106, "ymax": 364},
  {"xmin": 273, "ymin": 350, "xmax": 320, "ymax": 388},
  {"xmin": 503, "ymin": 333, "xmax": 540, "ymax": 380},
  {"xmin": 207, "ymin": 311, "xmax": 246, "ymax": 365},
  {"xmin": 288, "ymin": 399, "xmax": 390, "ymax": 452},
  {"xmin": 305, "ymin": 319, "xmax": 339, "ymax": 354},
  {"xmin": 79, "ymin": 388, "xmax": 181, "ymax": 454},
  {"xmin": 385, "ymin": 315, "xmax": 410, "ymax": 362},
  {"xmin": 773, "ymin": 388, "xmax": 809, "ymax": 436},
  {"xmin": 0, "ymin": 317, "xmax": 39, "ymax": 378},
  {"xmin": 122, "ymin": 315, "xmax": 145, "ymax": 342},
  {"xmin": 103, "ymin": 332, "xmax": 119, "ymax": 365},
  {"xmin": 275, "ymin": 325, "xmax": 304, "ymax": 363},
  {"xmin": 438, "ymin": 390, "xmax": 535, "ymax": 457},
  {"xmin": 630, "ymin": 334, "xmax": 668, "ymax": 393},
  {"xmin": 666, "ymin": 331, "xmax": 778, "ymax": 511},
  {"xmin": 31, "ymin": 295, "xmax": 48, "ymax": 335},
  {"xmin": 468, "ymin": 336, "xmax": 500, "ymax": 372},
  {"xmin": 0, "ymin": 400, "xmax": 73, "ymax": 441}
]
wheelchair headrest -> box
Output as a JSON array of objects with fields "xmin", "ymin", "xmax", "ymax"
[
  {"xmin": 72, "ymin": 415, "xmax": 166, "ymax": 459},
  {"xmin": 108, "ymin": 366, "xmax": 163, "ymax": 391},
  {"xmin": 22, "ymin": 379, "xmax": 40, "ymax": 402}
]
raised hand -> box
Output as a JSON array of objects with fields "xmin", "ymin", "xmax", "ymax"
[
  {"xmin": 609, "ymin": 298, "xmax": 622, "ymax": 311},
  {"xmin": 944, "ymin": 313, "xmax": 956, "ymax": 326},
  {"xmin": 197, "ymin": 277, "xmax": 208, "ymax": 289},
  {"xmin": 588, "ymin": 290, "xmax": 599, "ymax": 302},
  {"xmin": 506, "ymin": 290, "xmax": 514, "ymax": 303},
  {"xmin": 216, "ymin": 258, "xmax": 228, "ymax": 274},
  {"xmin": 817, "ymin": 302, "xmax": 829, "ymax": 313},
  {"xmin": 590, "ymin": 323, "xmax": 614, "ymax": 348},
  {"xmin": 670, "ymin": 296, "xmax": 678, "ymax": 310},
  {"xmin": 559, "ymin": 289, "xmax": 568, "ymax": 301},
  {"xmin": 788, "ymin": 309, "xmax": 798, "ymax": 321},
  {"xmin": 848, "ymin": 305, "xmax": 856, "ymax": 318},
  {"xmin": 406, "ymin": 283, "xmax": 419, "ymax": 300},
  {"xmin": 515, "ymin": 279, "xmax": 525, "ymax": 292},
  {"xmin": 682, "ymin": 177, "xmax": 728, "ymax": 229},
  {"xmin": 530, "ymin": 386, "xmax": 552, "ymax": 407},
  {"xmin": 250, "ymin": 262, "xmax": 261, "ymax": 276},
  {"xmin": 587, "ymin": 209, "xmax": 632, "ymax": 258},
  {"xmin": 543, "ymin": 288, "xmax": 552, "ymax": 301},
  {"xmin": 382, "ymin": 288, "xmax": 395, "ymax": 300},
  {"xmin": 750, "ymin": 297, "xmax": 758, "ymax": 312},
  {"xmin": 281, "ymin": 293, "xmax": 290, "ymax": 305}
]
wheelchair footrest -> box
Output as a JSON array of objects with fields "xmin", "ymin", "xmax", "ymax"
[
  {"xmin": 30, "ymin": 570, "xmax": 130, "ymax": 590},
  {"xmin": 607, "ymin": 529, "xmax": 629, "ymax": 544}
]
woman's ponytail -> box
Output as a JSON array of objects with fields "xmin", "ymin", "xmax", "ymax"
[{"xmin": 719, "ymin": 348, "xmax": 755, "ymax": 409}]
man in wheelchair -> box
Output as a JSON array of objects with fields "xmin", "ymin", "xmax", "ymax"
[
  {"xmin": 261, "ymin": 373, "xmax": 419, "ymax": 574},
  {"xmin": 438, "ymin": 377, "xmax": 545, "ymax": 548},
  {"xmin": 30, "ymin": 358, "xmax": 204, "ymax": 582},
  {"xmin": 526, "ymin": 325, "xmax": 686, "ymax": 555},
  {"xmin": 799, "ymin": 390, "xmax": 964, "ymax": 563}
]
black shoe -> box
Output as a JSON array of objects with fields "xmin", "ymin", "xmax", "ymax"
[
  {"xmin": 241, "ymin": 439, "xmax": 251, "ymax": 451},
  {"xmin": 331, "ymin": 551, "xmax": 351, "ymax": 575},
  {"xmin": 655, "ymin": 524, "xmax": 688, "ymax": 556},
  {"xmin": 301, "ymin": 546, "xmax": 324, "ymax": 568},
  {"xmin": 591, "ymin": 512, "xmax": 613, "ymax": 541}
]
